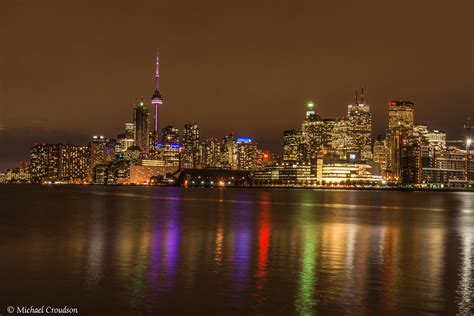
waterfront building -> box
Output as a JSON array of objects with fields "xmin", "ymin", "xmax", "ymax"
[
  {"xmin": 2, "ymin": 162, "xmax": 31, "ymax": 183},
  {"xmin": 129, "ymin": 165, "xmax": 175, "ymax": 185},
  {"xmin": 133, "ymin": 98, "xmax": 150, "ymax": 152},
  {"xmin": 30, "ymin": 144, "xmax": 60, "ymax": 182},
  {"xmin": 317, "ymin": 158, "xmax": 382, "ymax": 185},
  {"xmin": 58, "ymin": 144, "xmax": 90, "ymax": 182},
  {"xmin": 422, "ymin": 147, "xmax": 474, "ymax": 188}
]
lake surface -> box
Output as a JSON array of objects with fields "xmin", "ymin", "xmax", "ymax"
[{"xmin": 0, "ymin": 185, "xmax": 473, "ymax": 315}]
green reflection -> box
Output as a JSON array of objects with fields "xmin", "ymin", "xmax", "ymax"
[{"xmin": 295, "ymin": 224, "xmax": 318, "ymax": 315}]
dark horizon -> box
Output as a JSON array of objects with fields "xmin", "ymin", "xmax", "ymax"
[{"xmin": 1, "ymin": 0, "xmax": 473, "ymax": 170}]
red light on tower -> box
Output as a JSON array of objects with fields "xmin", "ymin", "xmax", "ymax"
[{"xmin": 262, "ymin": 152, "xmax": 270, "ymax": 160}]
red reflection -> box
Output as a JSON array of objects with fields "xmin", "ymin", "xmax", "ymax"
[{"xmin": 256, "ymin": 192, "xmax": 271, "ymax": 291}]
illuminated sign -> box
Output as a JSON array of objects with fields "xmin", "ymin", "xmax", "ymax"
[{"xmin": 236, "ymin": 137, "xmax": 252, "ymax": 143}]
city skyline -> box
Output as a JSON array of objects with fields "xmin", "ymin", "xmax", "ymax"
[{"xmin": 1, "ymin": 0, "xmax": 472, "ymax": 170}]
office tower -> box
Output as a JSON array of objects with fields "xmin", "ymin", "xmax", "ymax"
[
  {"xmin": 322, "ymin": 119, "xmax": 335, "ymax": 153},
  {"xmin": 89, "ymin": 136, "xmax": 107, "ymax": 177},
  {"xmin": 30, "ymin": 144, "xmax": 60, "ymax": 182},
  {"xmin": 386, "ymin": 100, "xmax": 415, "ymax": 180},
  {"xmin": 373, "ymin": 136, "xmax": 388, "ymax": 172},
  {"xmin": 301, "ymin": 101, "xmax": 325, "ymax": 162},
  {"xmin": 388, "ymin": 101, "xmax": 415, "ymax": 131},
  {"xmin": 347, "ymin": 89, "xmax": 372, "ymax": 160},
  {"xmin": 58, "ymin": 144, "xmax": 90, "ymax": 181},
  {"xmin": 220, "ymin": 133, "xmax": 237, "ymax": 169},
  {"xmin": 162, "ymin": 125, "xmax": 180, "ymax": 144},
  {"xmin": 133, "ymin": 98, "xmax": 150, "ymax": 152},
  {"xmin": 183, "ymin": 123, "xmax": 201, "ymax": 167},
  {"xmin": 283, "ymin": 129, "xmax": 303, "ymax": 162},
  {"xmin": 155, "ymin": 142, "xmax": 180, "ymax": 167},
  {"xmin": 151, "ymin": 51, "xmax": 163, "ymax": 142},
  {"xmin": 236, "ymin": 137, "xmax": 258, "ymax": 170},
  {"xmin": 401, "ymin": 137, "xmax": 425, "ymax": 184},
  {"xmin": 331, "ymin": 118, "xmax": 353, "ymax": 160},
  {"xmin": 203, "ymin": 137, "xmax": 221, "ymax": 168}
]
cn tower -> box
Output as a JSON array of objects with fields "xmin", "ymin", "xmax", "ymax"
[{"xmin": 151, "ymin": 50, "xmax": 163, "ymax": 142}]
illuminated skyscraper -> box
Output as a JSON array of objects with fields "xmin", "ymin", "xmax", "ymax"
[
  {"xmin": 347, "ymin": 89, "xmax": 372, "ymax": 160},
  {"xmin": 182, "ymin": 123, "xmax": 201, "ymax": 168},
  {"xmin": 301, "ymin": 101, "xmax": 325, "ymax": 162},
  {"xmin": 386, "ymin": 101, "xmax": 415, "ymax": 179},
  {"xmin": 133, "ymin": 98, "xmax": 150, "ymax": 152},
  {"xmin": 388, "ymin": 101, "xmax": 415, "ymax": 131},
  {"xmin": 283, "ymin": 129, "xmax": 303, "ymax": 162},
  {"xmin": 373, "ymin": 136, "xmax": 388, "ymax": 172},
  {"xmin": 30, "ymin": 144, "xmax": 60, "ymax": 182},
  {"xmin": 88, "ymin": 135, "xmax": 107, "ymax": 177},
  {"xmin": 331, "ymin": 118, "xmax": 353, "ymax": 160},
  {"xmin": 58, "ymin": 144, "xmax": 90, "ymax": 181},
  {"xmin": 151, "ymin": 51, "xmax": 163, "ymax": 142},
  {"xmin": 202, "ymin": 137, "xmax": 221, "ymax": 168},
  {"xmin": 236, "ymin": 137, "xmax": 258, "ymax": 170},
  {"xmin": 220, "ymin": 133, "xmax": 237, "ymax": 169}
]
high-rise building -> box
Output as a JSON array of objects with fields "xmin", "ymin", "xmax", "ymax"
[
  {"xmin": 133, "ymin": 98, "xmax": 150, "ymax": 152},
  {"xmin": 220, "ymin": 133, "xmax": 237, "ymax": 169},
  {"xmin": 182, "ymin": 123, "xmax": 200, "ymax": 167},
  {"xmin": 388, "ymin": 101, "xmax": 415, "ymax": 131},
  {"xmin": 89, "ymin": 136, "xmax": 107, "ymax": 178},
  {"xmin": 58, "ymin": 144, "xmax": 90, "ymax": 181},
  {"xmin": 236, "ymin": 137, "xmax": 258, "ymax": 170},
  {"xmin": 347, "ymin": 89, "xmax": 372, "ymax": 160},
  {"xmin": 151, "ymin": 51, "xmax": 163, "ymax": 143},
  {"xmin": 202, "ymin": 137, "xmax": 221, "ymax": 168},
  {"xmin": 331, "ymin": 118, "xmax": 353, "ymax": 160},
  {"xmin": 283, "ymin": 129, "xmax": 303, "ymax": 162},
  {"xmin": 386, "ymin": 100, "xmax": 415, "ymax": 180},
  {"xmin": 154, "ymin": 142, "xmax": 180, "ymax": 168},
  {"xmin": 30, "ymin": 144, "xmax": 60, "ymax": 182},
  {"xmin": 301, "ymin": 101, "xmax": 325, "ymax": 162},
  {"xmin": 373, "ymin": 136, "xmax": 388, "ymax": 172}
]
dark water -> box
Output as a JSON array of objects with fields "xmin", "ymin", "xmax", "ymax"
[{"xmin": 0, "ymin": 185, "xmax": 473, "ymax": 315}]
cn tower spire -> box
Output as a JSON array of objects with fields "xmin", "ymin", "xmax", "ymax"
[
  {"xmin": 151, "ymin": 49, "xmax": 163, "ymax": 139},
  {"xmin": 155, "ymin": 49, "xmax": 160, "ymax": 91}
]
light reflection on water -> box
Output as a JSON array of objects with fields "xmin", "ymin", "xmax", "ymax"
[{"xmin": 0, "ymin": 186, "xmax": 473, "ymax": 315}]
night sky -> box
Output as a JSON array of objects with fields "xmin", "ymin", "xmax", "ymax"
[{"xmin": 0, "ymin": 0, "xmax": 472, "ymax": 170}]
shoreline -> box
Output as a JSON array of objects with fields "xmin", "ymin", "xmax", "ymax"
[{"xmin": 1, "ymin": 183, "xmax": 473, "ymax": 193}]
